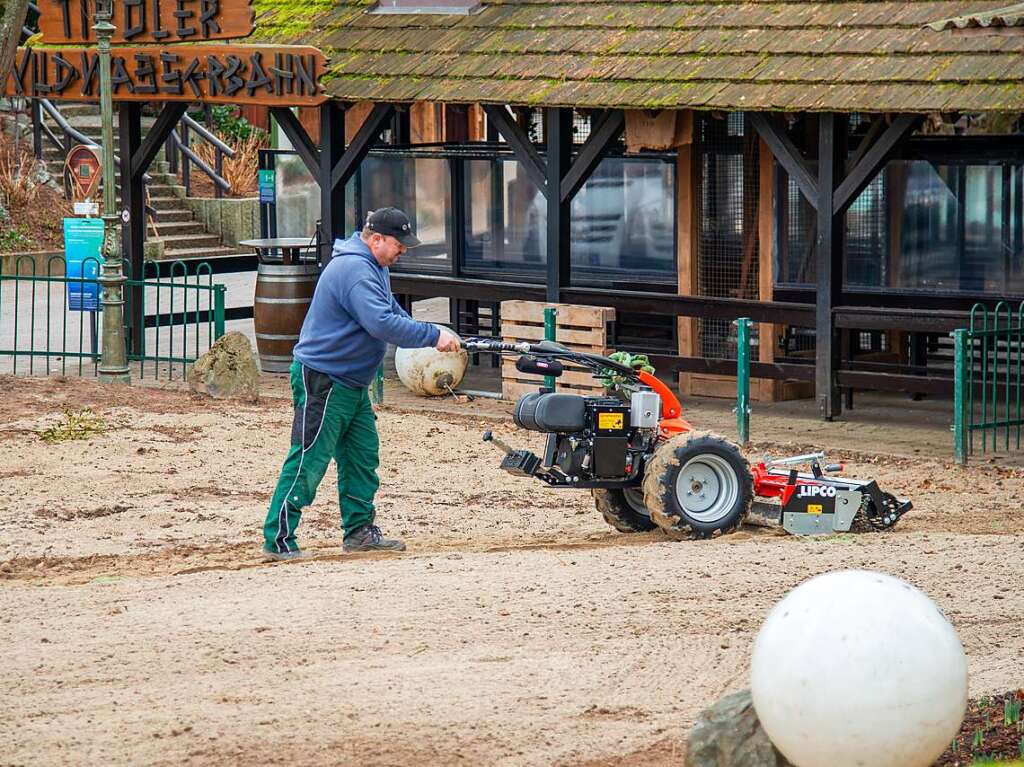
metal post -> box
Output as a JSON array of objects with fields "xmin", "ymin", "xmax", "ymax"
[
  {"xmin": 181, "ymin": 121, "xmax": 191, "ymax": 195},
  {"xmin": 953, "ymin": 328, "xmax": 968, "ymax": 465},
  {"xmin": 165, "ymin": 134, "xmax": 177, "ymax": 173},
  {"xmin": 94, "ymin": 0, "xmax": 129, "ymax": 384},
  {"xmin": 215, "ymin": 150, "xmax": 224, "ymax": 200},
  {"xmin": 735, "ymin": 317, "xmax": 751, "ymax": 446},
  {"xmin": 543, "ymin": 306, "xmax": 557, "ymax": 390},
  {"xmin": 213, "ymin": 285, "xmax": 226, "ymax": 339}
]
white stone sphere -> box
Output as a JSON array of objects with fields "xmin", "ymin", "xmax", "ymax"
[
  {"xmin": 750, "ymin": 570, "xmax": 967, "ymax": 767},
  {"xmin": 394, "ymin": 325, "xmax": 468, "ymax": 396}
]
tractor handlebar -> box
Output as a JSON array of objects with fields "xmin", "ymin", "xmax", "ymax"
[
  {"xmin": 460, "ymin": 337, "xmax": 636, "ymax": 378},
  {"xmin": 462, "ymin": 339, "xmax": 533, "ymax": 354}
]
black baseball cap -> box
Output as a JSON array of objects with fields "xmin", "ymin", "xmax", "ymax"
[{"xmin": 366, "ymin": 207, "xmax": 421, "ymax": 248}]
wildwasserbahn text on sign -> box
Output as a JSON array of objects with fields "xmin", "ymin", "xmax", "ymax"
[{"xmin": 3, "ymin": 45, "xmax": 326, "ymax": 106}]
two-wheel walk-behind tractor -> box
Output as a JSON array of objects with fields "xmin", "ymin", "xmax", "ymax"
[{"xmin": 463, "ymin": 338, "xmax": 911, "ymax": 538}]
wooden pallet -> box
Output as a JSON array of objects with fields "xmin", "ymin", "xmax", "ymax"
[{"xmin": 500, "ymin": 300, "xmax": 615, "ymax": 400}]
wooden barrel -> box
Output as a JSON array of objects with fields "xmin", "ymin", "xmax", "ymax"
[{"xmin": 254, "ymin": 262, "xmax": 319, "ymax": 373}]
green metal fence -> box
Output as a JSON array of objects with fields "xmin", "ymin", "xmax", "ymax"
[
  {"xmin": 952, "ymin": 301, "xmax": 1024, "ymax": 464},
  {"xmin": 0, "ymin": 254, "xmax": 226, "ymax": 380}
]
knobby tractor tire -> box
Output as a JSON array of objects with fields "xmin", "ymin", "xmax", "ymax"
[
  {"xmin": 642, "ymin": 432, "xmax": 753, "ymax": 539},
  {"xmin": 592, "ymin": 488, "xmax": 657, "ymax": 533}
]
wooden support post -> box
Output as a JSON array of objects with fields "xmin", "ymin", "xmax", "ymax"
[
  {"xmin": 451, "ymin": 155, "xmax": 466, "ymax": 278},
  {"xmin": 118, "ymin": 102, "xmax": 146, "ymax": 355},
  {"xmin": 757, "ymin": 137, "xmax": 778, "ymax": 402},
  {"xmin": 677, "ymin": 112, "xmax": 700, "ymax": 397},
  {"xmin": 816, "ymin": 113, "xmax": 847, "ymax": 420},
  {"xmin": 545, "ymin": 107, "xmax": 571, "ymax": 303},
  {"xmin": 319, "ymin": 101, "xmax": 345, "ymax": 266},
  {"xmin": 393, "ymin": 106, "xmax": 411, "ymax": 145}
]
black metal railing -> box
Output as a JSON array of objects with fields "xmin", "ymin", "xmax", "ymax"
[
  {"xmin": 27, "ymin": 99, "xmax": 232, "ymax": 205},
  {"xmin": 165, "ymin": 114, "xmax": 234, "ymax": 198}
]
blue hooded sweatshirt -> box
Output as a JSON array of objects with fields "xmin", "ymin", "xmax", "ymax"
[{"xmin": 291, "ymin": 233, "xmax": 440, "ymax": 387}]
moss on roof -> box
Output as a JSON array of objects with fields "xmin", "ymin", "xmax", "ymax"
[{"xmin": 250, "ymin": 0, "xmax": 1024, "ymax": 111}]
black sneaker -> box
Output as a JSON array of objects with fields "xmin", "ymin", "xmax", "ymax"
[{"xmin": 343, "ymin": 525, "xmax": 406, "ymax": 552}]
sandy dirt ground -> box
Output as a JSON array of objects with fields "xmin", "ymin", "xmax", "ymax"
[{"xmin": 1, "ymin": 374, "xmax": 1023, "ymax": 766}]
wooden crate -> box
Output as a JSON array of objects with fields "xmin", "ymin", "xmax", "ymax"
[{"xmin": 500, "ymin": 300, "xmax": 615, "ymax": 400}]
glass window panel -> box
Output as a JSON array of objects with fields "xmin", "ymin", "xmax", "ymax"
[
  {"xmin": 570, "ymin": 157, "xmax": 675, "ymax": 287},
  {"xmin": 780, "ymin": 159, "xmax": 1024, "ymax": 296},
  {"xmin": 274, "ymin": 152, "xmax": 320, "ymax": 239},
  {"xmin": 843, "ymin": 162, "xmax": 1024, "ymax": 294},
  {"xmin": 885, "ymin": 162, "xmax": 960, "ymax": 291},
  {"xmin": 350, "ymin": 156, "xmax": 453, "ymax": 273},
  {"xmin": 462, "ymin": 158, "xmax": 546, "ymax": 281}
]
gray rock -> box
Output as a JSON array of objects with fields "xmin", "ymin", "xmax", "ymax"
[
  {"xmin": 686, "ymin": 690, "xmax": 794, "ymax": 767},
  {"xmin": 187, "ymin": 331, "xmax": 259, "ymax": 401}
]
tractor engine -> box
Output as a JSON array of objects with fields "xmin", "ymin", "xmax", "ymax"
[{"xmin": 512, "ymin": 391, "xmax": 661, "ymax": 484}]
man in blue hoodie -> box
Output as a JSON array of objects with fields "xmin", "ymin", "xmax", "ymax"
[{"xmin": 262, "ymin": 208, "xmax": 460, "ymax": 560}]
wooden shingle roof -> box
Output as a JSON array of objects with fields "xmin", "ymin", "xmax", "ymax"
[{"xmin": 251, "ymin": 0, "xmax": 1024, "ymax": 112}]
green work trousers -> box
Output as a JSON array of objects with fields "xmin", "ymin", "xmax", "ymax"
[{"xmin": 263, "ymin": 360, "xmax": 380, "ymax": 554}]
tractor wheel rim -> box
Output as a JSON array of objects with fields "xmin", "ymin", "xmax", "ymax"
[
  {"xmin": 623, "ymin": 487, "xmax": 650, "ymax": 518},
  {"xmin": 675, "ymin": 454, "xmax": 739, "ymax": 523}
]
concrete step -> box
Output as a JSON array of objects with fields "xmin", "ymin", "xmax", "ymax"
[
  {"xmin": 144, "ymin": 184, "xmax": 180, "ymax": 196},
  {"xmin": 38, "ymin": 126, "xmax": 123, "ymax": 142},
  {"xmin": 154, "ymin": 209, "xmax": 196, "ymax": 224},
  {"xmin": 53, "ymin": 103, "xmax": 98, "ymax": 118},
  {"xmin": 157, "ymin": 233, "xmax": 223, "ymax": 250},
  {"xmin": 161, "ymin": 246, "xmax": 245, "ymax": 261},
  {"xmin": 150, "ymin": 221, "xmax": 206, "ymax": 237},
  {"xmin": 135, "ymin": 195, "xmax": 190, "ymax": 211},
  {"xmin": 71, "ymin": 116, "xmax": 158, "ymax": 132},
  {"xmin": 116, "ymin": 192, "xmax": 181, "ymax": 202}
]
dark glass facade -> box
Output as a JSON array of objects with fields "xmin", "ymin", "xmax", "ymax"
[{"xmin": 779, "ymin": 158, "xmax": 1024, "ymax": 296}]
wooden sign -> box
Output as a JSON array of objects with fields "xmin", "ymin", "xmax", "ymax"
[
  {"xmin": 37, "ymin": 0, "xmax": 255, "ymax": 45},
  {"xmin": 3, "ymin": 44, "xmax": 327, "ymax": 105}
]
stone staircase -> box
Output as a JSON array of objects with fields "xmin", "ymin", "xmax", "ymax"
[{"xmin": 33, "ymin": 102, "xmax": 247, "ymax": 264}]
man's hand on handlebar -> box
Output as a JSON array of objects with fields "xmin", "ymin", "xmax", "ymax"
[{"xmin": 435, "ymin": 329, "xmax": 461, "ymax": 353}]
